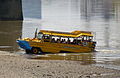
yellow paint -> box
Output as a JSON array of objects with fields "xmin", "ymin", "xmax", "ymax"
[
  {"xmin": 40, "ymin": 30, "xmax": 93, "ymax": 37},
  {"xmin": 29, "ymin": 41, "xmax": 93, "ymax": 53},
  {"xmin": 19, "ymin": 30, "xmax": 96, "ymax": 53}
]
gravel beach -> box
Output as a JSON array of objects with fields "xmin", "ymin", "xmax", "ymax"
[{"xmin": 0, "ymin": 51, "xmax": 120, "ymax": 78}]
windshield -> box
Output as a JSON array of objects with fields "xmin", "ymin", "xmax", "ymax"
[{"xmin": 37, "ymin": 33, "xmax": 43, "ymax": 39}]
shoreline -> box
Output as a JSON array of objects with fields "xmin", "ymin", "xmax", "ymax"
[{"xmin": 0, "ymin": 51, "xmax": 120, "ymax": 78}]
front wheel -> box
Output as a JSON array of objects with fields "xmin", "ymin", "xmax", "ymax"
[{"xmin": 31, "ymin": 47, "xmax": 41, "ymax": 54}]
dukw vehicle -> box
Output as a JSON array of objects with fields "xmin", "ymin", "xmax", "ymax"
[{"xmin": 17, "ymin": 29, "xmax": 96, "ymax": 54}]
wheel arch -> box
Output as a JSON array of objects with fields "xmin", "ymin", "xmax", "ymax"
[{"xmin": 31, "ymin": 47, "xmax": 43, "ymax": 53}]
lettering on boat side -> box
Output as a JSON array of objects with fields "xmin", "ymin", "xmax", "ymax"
[{"xmin": 63, "ymin": 46, "xmax": 80, "ymax": 49}]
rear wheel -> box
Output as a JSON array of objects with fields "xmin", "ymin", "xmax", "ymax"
[{"xmin": 31, "ymin": 47, "xmax": 41, "ymax": 54}]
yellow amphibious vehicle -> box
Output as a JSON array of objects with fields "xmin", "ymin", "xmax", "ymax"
[{"xmin": 17, "ymin": 29, "xmax": 96, "ymax": 54}]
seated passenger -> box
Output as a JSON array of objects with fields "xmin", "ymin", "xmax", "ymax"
[
  {"xmin": 44, "ymin": 36, "xmax": 50, "ymax": 42},
  {"xmin": 46, "ymin": 36, "xmax": 50, "ymax": 39},
  {"xmin": 61, "ymin": 39, "xmax": 64, "ymax": 43},
  {"xmin": 77, "ymin": 41, "xmax": 82, "ymax": 45},
  {"xmin": 72, "ymin": 39, "xmax": 77, "ymax": 44},
  {"xmin": 88, "ymin": 39, "xmax": 92, "ymax": 42},
  {"xmin": 57, "ymin": 39, "xmax": 60, "ymax": 43},
  {"xmin": 67, "ymin": 39, "xmax": 71, "ymax": 44},
  {"xmin": 82, "ymin": 38, "xmax": 84, "ymax": 41},
  {"xmin": 61, "ymin": 39, "xmax": 66, "ymax": 43},
  {"xmin": 51, "ymin": 38, "xmax": 55, "ymax": 43}
]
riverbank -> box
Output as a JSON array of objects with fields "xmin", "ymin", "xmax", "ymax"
[{"xmin": 0, "ymin": 51, "xmax": 120, "ymax": 78}]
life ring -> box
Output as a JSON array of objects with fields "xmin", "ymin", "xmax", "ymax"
[{"xmin": 82, "ymin": 42, "xmax": 88, "ymax": 46}]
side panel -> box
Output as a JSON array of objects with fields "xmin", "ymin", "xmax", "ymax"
[
  {"xmin": 59, "ymin": 43, "xmax": 92, "ymax": 53},
  {"xmin": 29, "ymin": 41, "xmax": 92, "ymax": 53},
  {"xmin": 29, "ymin": 42, "xmax": 60, "ymax": 53}
]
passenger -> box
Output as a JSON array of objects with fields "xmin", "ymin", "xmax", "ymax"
[
  {"xmin": 61, "ymin": 39, "xmax": 66, "ymax": 43},
  {"xmin": 57, "ymin": 39, "xmax": 60, "ymax": 43},
  {"xmin": 88, "ymin": 39, "xmax": 92, "ymax": 42},
  {"xmin": 46, "ymin": 36, "xmax": 50, "ymax": 39},
  {"xmin": 51, "ymin": 38, "xmax": 55, "ymax": 43},
  {"xmin": 82, "ymin": 38, "xmax": 84, "ymax": 41},
  {"xmin": 67, "ymin": 39, "xmax": 71, "ymax": 44},
  {"xmin": 63, "ymin": 39, "xmax": 66, "ymax": 43},
  {"xmin": 72, "ymin": 39, "xmax": 77, "ymax": 44},
  {"xmin": 61, "ymin": 39, "xmax": 64, "ymax": 43},
  {"xmin": 78, "ymin": 41, "xmax": 82, "ymax": 45}
]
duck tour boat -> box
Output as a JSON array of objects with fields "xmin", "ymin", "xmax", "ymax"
[{"xmin": 17, "ymin": 29, "xmax": 96, "ymax": 54}]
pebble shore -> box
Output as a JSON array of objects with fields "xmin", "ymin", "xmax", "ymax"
[{"xmin": 0, "ymin": 51, "xmax": 120, "ymax": 78}]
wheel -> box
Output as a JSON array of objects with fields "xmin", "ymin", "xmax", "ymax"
[
  {"xmin": 25, "ymin": 49, "xmax": 31, "ymax": 54},
  {"xmin": 31, "ymin": 47, "xmax": 40, "ymax": 54}
]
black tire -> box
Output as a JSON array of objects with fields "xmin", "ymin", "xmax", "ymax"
[
  {"xmin": 31, "ymin": 47, "xmax": 40, "ymax": 54},
  {"xmin": 25, "ymin": 49, "xmax": 31, "ymax": 54}
]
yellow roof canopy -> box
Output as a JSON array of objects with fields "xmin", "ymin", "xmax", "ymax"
[{"xmin": 40, "ymin": 30, "xmax": 93, "ymax": 37}]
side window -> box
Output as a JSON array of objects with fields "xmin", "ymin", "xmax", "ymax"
[
  {"xmin": 89, "ymin": 36, "xmax": 93, "ymax": 40},
  {"xmin": 43, "ymin": 34, "xmax": 50, "ymax": 42},
  {"xmin": 69, "ymin": 38, "xmax": 74, "ymax": 42},
  {"xmin": 84, "ymin": 36, "xmax": 87, "ymax": 41},
  {"xmin": 43, "ymin": 34, "xmax": 50, "ymax": 39},
  {"xmin": 61, "ymin": 37, "xmax": 68, "ymax": 43},
  {"xmin": 77, "ymin": 37, "xmax": 82, "ymax": 45},
  {"xmin": 82, "ymin": 36, "xmax": 93, "ymax": 42},
  {"xmin": 71, "ymin": 38, "xmax": 77, "ymax": 44},
  {"xmin": 88, "ymin": 36, "xmax": 93, "ymax": 42},
  {"xmin": 77, "ymin": 37, "xmax": 82, "ymax": 41},
  {"xmin": 37, "ymin": 32, "xmax": 43, "ymax": 39},
  {"xmin": 81, "ymin": 36, "xmax": 87, "ymax": 41},
  {"xmin": 51, "ymin": 36, "xmax": 60, "ymax": 43}
]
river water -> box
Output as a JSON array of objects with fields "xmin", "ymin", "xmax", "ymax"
[{"xmin": 0, "ymin": 0, "xmax": 120, "ymax": 70}]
